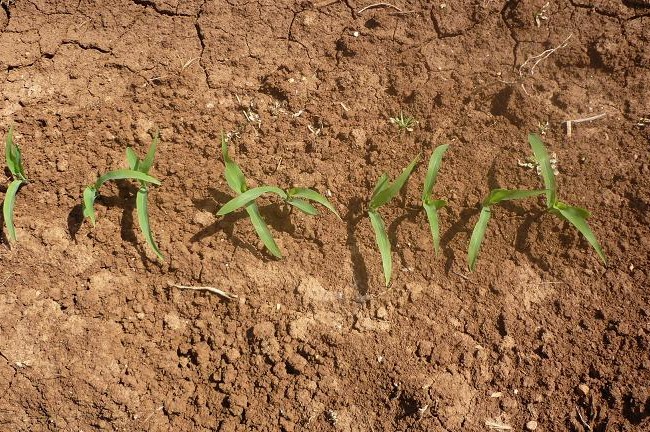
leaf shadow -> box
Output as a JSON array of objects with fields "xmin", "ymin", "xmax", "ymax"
[
  {"xmin": 345, "ymin": 197, "xmax": 370, "ymax": 297},
  {"xmin": 94, "ymin": 180, "xmax": 152, "ymax": 263},
  {"xmin": 67, "ymin": 204, "xmax": 84, "ymax": 240},
  {"xmin": 440, "ymin": 206, "xmax": 479, "ymax": 273},
  {"xmin": 190, "ymin": 187, "xmax": 292, "ymax": 260},
  {"xmin": 386, "ymin": 205, "xmax": 420, "ymax": 270}
]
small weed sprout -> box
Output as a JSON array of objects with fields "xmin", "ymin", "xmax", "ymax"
[
  {"xmin": 3, "ymin": 127, "xmax": 28, "ymax": 242},
  {"xmin": 82, "ymin": 133, "xmax": 164, "ymax": 260},
  {"xmin": 467, "ymin": 188, "xmax": 546, "ymax": 271},
  {"xmin": 389, "ymin": 112, "xmax": 416, "ymax": 132},
  {"xmin": 218, "ymin": 134, "xmax": 339, "ymax": 258},
  {"xmin": 529, "ymin": 133, "xmax": 606, "ymax": 263},
  {"xmin": 422, "ymin": 145, "xmax": 449, "ymax": 255},
  {"xmin": 368, "ymin": 155, "xmax": 420, "ymax": 286}
]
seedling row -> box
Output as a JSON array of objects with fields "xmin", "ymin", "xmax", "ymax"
[{"xmin": 2, "ymin": 128, "xmax": 606, "ymax": 286}]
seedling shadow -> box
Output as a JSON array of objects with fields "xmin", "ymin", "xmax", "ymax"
[
  {"xmin": 441, "ymin": 207, "xmax": 478, "ymax": 273},
  {"xmin": 386, "ymin": 206, "xmax": 420, "ymax": 270},
  {"xmin": 67, "ymin": 204, "xmax": 84, "ymax": 240},
  {"xmin": 190, "ymin": 188, "xmax": 294, "ymax": 260},
  {"xmin": 345, "ymin": 197, "xmax": 371, "ymax": 297}
]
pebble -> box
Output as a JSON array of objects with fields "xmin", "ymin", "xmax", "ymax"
[
  {"xmin": 578, "ymin": 383, "xmax": 590, "ymax": 396},
  {"xmin": 526, "ymin": 420, "xmax": 538, "ymax": 431}
]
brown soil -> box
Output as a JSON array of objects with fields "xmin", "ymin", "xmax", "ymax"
[{"xmin": 1, "ymin": 0, "xmax": 649, "ymax": 431}]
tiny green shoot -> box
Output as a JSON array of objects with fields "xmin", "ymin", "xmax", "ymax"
[
  {"xmin": 422, "ymin": 144, "xmax": 449, "ymax": 255},
  {"xmin": 219, "ymin": 133, "xmax": 339, "ymax": 258},
  {"xmin": 528, "ymin": 133, "xmax": 606, "ymax": 263},
  {"xmin": 389, "ymin": 111, "xmax": 416, "ymax": 132},
  {"xmin": 467, "ymin": 188, "xmax": 546, "ymax": 271},
  {"xmin": 3, "ymin": 126, "xmax": 28, "ymax": 242},
  {"xmin": 82, "ymin": 133, "xmax": 163, "ymax": 260},
  {"xmin": 369, "ymin": 155, "xmax": 420, "ymax": 286}
]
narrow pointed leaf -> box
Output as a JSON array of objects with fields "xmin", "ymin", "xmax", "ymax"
[
  {"xmin": 95, "ymin": 169, "xmax": 160, "ymax": 189},
  {"xmin": 484, "ymin": 188, "xmax": 547, "ymax": 206},
  {"xmin": 217, "ymin": 186, "xmax": 287, "ymax": 216},
  {"xmin": 369, "ymin": 210, "xmax": 392, "ymax": 286},
  {"xmin": 371, "ymin": 173, "xmax": 389, "ymax": 200},
  {"xmin": 422, "ymin": 144, "xmax": 449, "ymax": 201},
  {"xmin": 82, "ymin": 186, "xmax": 98, "ymax": 226},
  {"xmin": 555, "ymin": 205, "xmax": 606, "ymax": 263},
  {"xmin": 221, "ymin": 133, "xmax": 247, "ymax": 193},
  {"xmin": 423, "ymin": 201, "xmax": 442, "ymax": 256},
  {"xmin": 554, "ymin": 201, "xmax": 590, "ymax": 219},
  {"xmin": 287, "ymin": 198, "xmax": 318, "ymax": 215},
  {"xmin": 288, "ymin": 187, "xmax": 339, "ymax": 217},
  {"xmin": 370, "ymin": 155, "xmax": 420, "ymax": 209},
  {"xmin": 125, "ymin": 147, "xmax": 139, "ymax": 171},
  {"xmin": 3, "ymin": 179, "xmax": 24, "ymax": 241},
  {"xmin": 246, "ymin": 203, "xmax": 282, "ymax": 258},
  {"xmin": 139, "ymin": 132, "xmax": 158, "ymax": 174},
  {"xmin": 467, "ymin": 206, "xmax": 492, "ymax": 271},
  {"xmin": 528, "ymin": 133, "xmax": 557, "ymax": 208},
  {"xmin": 5, "ymin": 127, "xmax": 26, "ymax": 179},
  {"xmin": 136, "ymin": 188, "xmax": 164, "ymax": 260}
]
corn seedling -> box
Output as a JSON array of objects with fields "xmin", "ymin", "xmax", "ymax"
[
  {"xmin": 82, "ymin": 134, "xmax": 163, "ymax": 260},
  {"xmin": 389, "ymin": 112, "xmax": 416, "ymax": 132},
  {"xmin": 468, "ymin": 188, "xmax": 546, "ymax": 271},
  {"xmin": 422, "ymin": 144, "xmax": 448, "ymax": 255},
  {"xmin": 218, "ymin": 134, "xmax": 339, "ymax": 258},
  {"xmin": 528, "ymin": 133, "xmax": 606, "ymax": 263},
  {"xmin": 3, "ymin": 127, "xmax": 28, "ymax": 242},
  {"xmin": 368, "ymin": 155, "xmax": 420, "ymax": 286}
]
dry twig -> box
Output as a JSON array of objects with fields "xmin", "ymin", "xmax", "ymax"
[
  {"xmin": 565, "ymin": 112, "xmax": 607, "ymax": 137},
  {"xmin": 358, "ymin": 2, "xmax": 403, "ymax": 13},
  {"xmin": 167, "ymin": 282, "xmax": 238, "ymax": 300}
]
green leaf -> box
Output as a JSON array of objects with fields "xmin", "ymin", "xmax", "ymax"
[
  {"xmin": 528, "ymin": 133, "xmax": 557, "ymax": 208},
  {"xmin": 422, "ymin": 144, "xmax": 449, "ymax": 201},
  {"xmin": 125, "ymin": 147, "xmax": 139, "ymax": 171},
  {"xmin": 467, "ymin": 206, "xmax": 492, "ymax": 271},
  {"xmin": 216, "ymin": 186, "xmax": 287, "ymax": 216},
  {"xmin": 423, "ymin": 201, "xmax": 443, "ymax": 256},
  {"xmin": 554, "ymin": 201, "xmax": 590, "ymax": 219},
  {"xmin": 287, "ymin": 198, "xmax": 318, "ymax": 215},
  {"xmin": 371, "ymin": 173, "xmax": 389, "ymax": 200},
  {"xmin": 287, "ymin": 187, "xmax": 339, "ymax": 218},
  {"xmin": 95, "ymin": 169, "xmax": 161, "ymax": 189},
  {"xmin": 82, "ymin": 186, "xmax": 98, "ymax": 226},
  {"xmin": 5, "ymin": 127, "xmax": 26, "ymax": 180},
  {"xmin": 370, "ymin": 155, "xmax": 420, "ymax": 209},
  {"xmin": 246, "ymin": 203, "xmax": 282, "ymax": 258},
  {"xmin": 3, "ymin": 179, "xmax": 24, "ymax": 241},
  {"xmin": 369, "ymin": 210, "xmax": 392, "ymax": 286},
  {"xmin": 139, "ymin": 132, "xmax": 158, "ymax": 174},
  {"xmin": 554, "ymin": 204, "xmax": 606, "ymax": 263},
  {"xmin": 483, "ymin": 188, "xmax": 547, "ymax": 207},
  {"xmin": 221, "ymin": 133, "xmax": 247, "ymax": 194},
  {"xmin": 136, "ymin": 187, "xmax": 164, "ymax": 260}
]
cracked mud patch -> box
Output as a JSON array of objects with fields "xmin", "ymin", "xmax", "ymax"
[{"xmin": 1, "ymin": 0, "xmax": 649, "ymax": 430}]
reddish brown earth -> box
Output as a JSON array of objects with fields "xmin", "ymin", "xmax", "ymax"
[{"xmin": 0, "ymin": 0, "xmax": 649, "ymax": 431}]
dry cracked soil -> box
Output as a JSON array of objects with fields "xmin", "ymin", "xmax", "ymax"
[{"xmin": 0, "ymin": 0, "xmax": 649, "ymax": 431}]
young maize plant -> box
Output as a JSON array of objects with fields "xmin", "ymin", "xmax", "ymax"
[
  {"xmin": 82, "ymin": 134, "xmax": 164, "ymax": 260},
  {"xmin": 528, "ymin": 133, "xmax": 606, "ymax": 263},
  {"xmin": 218, "ymin": 134, "xmax": 339, "ymax": 258},
  {"xmin": 368, "ymin": 155, "xmax": 420, "ymax": 286},
  {"xmin": 467, "ymin": 188, "xmax": 546, "ymax": 271},
  {"xmin": 3, "ymin": 127, "xmax": 28, "ymax": 242},
  {"xmin": 422, "ymin": 144, "xmax": 449, "ymax": 255}
]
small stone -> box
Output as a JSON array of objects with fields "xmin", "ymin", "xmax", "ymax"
[
  {"xmin": 417, "ymin": 340, "xmax": 433, "ymax": 358},
  {"xmin": 56, "ymin": 159, "xmax": 69, "ymax": 172},
  {"xmin": 578, "ymin": 383, "xmax": 590, "ymax": 396},
  {"xmin": 164, "ymin": 313, "xmax": 183, "ymax": 330},
  {"xmin": 251, "ymin": 321, "xmax": 275, "ymax": 340},
  {"xmin": 375, "ymin": 306, "xmax": 388, "ymax": 320},
  {"xmin": 193, "ymin": 211, "xmax": 215, "ymax": 227},
  {"xmin": 526, "ymin": 420, "xmax": 538, "ymax": 431}
]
